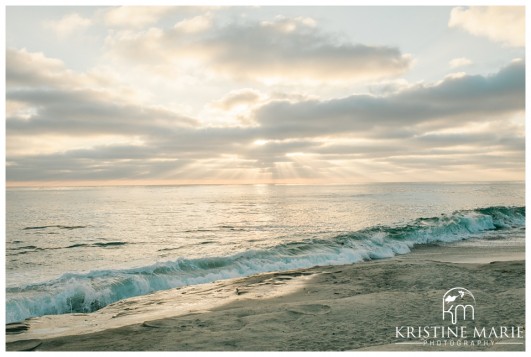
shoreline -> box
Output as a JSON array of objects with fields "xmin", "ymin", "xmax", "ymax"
[{"xmin": 6, "ymin": 242, "xmax": 525, "ymax": 351}]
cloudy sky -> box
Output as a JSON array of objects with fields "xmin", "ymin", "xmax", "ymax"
[{"xmin": 5, "ymin": 5, "xmax": 525, "ymax": 186}]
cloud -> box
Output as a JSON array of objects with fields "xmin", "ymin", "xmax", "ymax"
[
  {"xmin": 44, "ymin": 13, "xmax": 92, "ymax": 38},
  {"xmin": 6, "ymin": 48, "xmax": 145, "ymax": 103},
  {"xmin": 104, "ymin": 6, "xmax": 175, "ymax": 28},
  {"xmin": 449, "ymin": 57, "xmax": 472, "ymax": 68},
  {"xmin": 9, "ymin": 121, "xmax": 523, "ymax": 183},
  {"xmin": 7, "ymin": 88, "xmax": 196, "ymax": 137},
  {"xmin": 260, "ymin": 15, "xmax": 317, "ymax": 32},
  {"xmin": 6, "ymin": 48, "xmax": 196, "ymax": 144},
  {"xmin": 449, "ymin": 6, "xmax": 524, "ymax": 47},
  {"xmin": 210, "ymin": 88, "xmax": 263, "ymax": 111},
  {"xmin": 5, "ymin": 47, "xmax": 524, "ymax": 184},
  {"xmin": 103, "ymin": 6, "xmax": 216, "ymax": 29},
  {"xmin": 254, "ymin": 60, "xmax": 524, "ymax": 139},
  {"xmin": 201, "ymin": 89, "xmax": 319, "ymax": 127},
  {"xmin": 104, "ymin": 15, "xmax": 413, "ymax": 83},
  {"xmin": 6, "ymin": 147, "xmax": 191, "ymax": 182},
  {"xmin": 6, "ymin": 48, "xmax": 66, "ymax": 87},
  {"xmin": 174, "ymin": 13, "xmax": 213, "ymax": 33}
]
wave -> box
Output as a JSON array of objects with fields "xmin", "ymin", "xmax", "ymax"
[
  {"xmin": 67, "ymin": 242, "xmax": 128, "ymax": 249},
  {"xmin": 22, "ymin": 225, "xmax": 88, "ymax": 231},
  {"xmin": 7, "ymin": 242, "xmax": 128, "ymax": 255},
  {"xmin": 6, "ymin": 206, "xmax": 524, "ymax": 323}
]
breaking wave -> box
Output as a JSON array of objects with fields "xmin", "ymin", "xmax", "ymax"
[{"xmin": 6, "ymin": 206, "xmax": 524, "ymax": 323}]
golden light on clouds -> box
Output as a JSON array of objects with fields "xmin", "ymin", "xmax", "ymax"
[
  {"xmin": 5, "ymin": 6, "xmax": 525, "ymax": 186},
  {"xmin": 449, "ymin": 6, "xmax": 525, "ymax": 47}
]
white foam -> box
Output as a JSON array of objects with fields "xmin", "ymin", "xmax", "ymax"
[{"xmin": 6, "ymin": 206, "xmax": 524, "ymax": 323}]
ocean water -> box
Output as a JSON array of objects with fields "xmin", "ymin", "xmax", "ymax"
[{"xmin": 5, "ymin": 182, "xmax": 525, "ymax": 323}]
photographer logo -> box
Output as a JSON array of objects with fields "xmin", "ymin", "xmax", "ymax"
[
  {"xmin": 442, "ymin": 287, "xmax": 475, "ymax": 324},
  {"xmin": 394, "ymin": 286, "xmax": 524, "ymax": 348}
]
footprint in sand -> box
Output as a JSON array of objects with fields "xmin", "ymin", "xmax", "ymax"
[
  {"xmin": 6, "ymin": 322, "xmax": 29, "ymax": 334},
  {"xmin": 287, "ymin": 304, "xmax": 331, "ymax": 315},
  {"xmin": 6, "ymin": 339, "xmax": 42, "ymax": 351},
  {"xmin": 143, "ymin": 316, "xmax": 245, "ymax": 331}
]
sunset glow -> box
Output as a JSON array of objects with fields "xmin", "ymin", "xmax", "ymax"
[{"xmin": 6, "ymin": 6, "xmax": 525, "ymax": 186}]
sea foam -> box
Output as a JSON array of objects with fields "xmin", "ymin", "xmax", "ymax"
[{"xmin": 6, "ymin": 206, "xmax": 524, "ymax": 323}]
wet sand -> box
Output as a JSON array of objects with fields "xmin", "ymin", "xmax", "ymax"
[{"xmin": 6, "ymin": 244, "xmax": 525, "ymax": 351}]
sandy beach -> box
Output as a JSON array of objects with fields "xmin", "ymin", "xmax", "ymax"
[
  {"xmin": 6, "ymin": 243, "xmax": 525, "ymax": 351},
  {"xmin": 5, "ymin": 2, "xmax": 525, "ymax": 353}
]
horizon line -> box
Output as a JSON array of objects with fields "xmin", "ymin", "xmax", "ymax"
[{"xmin": 5, "ymin": 179, "xmax": 525, "ymax": 189}]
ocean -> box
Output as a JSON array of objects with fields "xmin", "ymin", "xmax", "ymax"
[{"xmin": 5, "ymin": 182, "xmax": 525, "ymax": 324}]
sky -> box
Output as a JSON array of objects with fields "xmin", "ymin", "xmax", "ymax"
[{"xmin": 5, "ymin": 5, "xmax": 526, "ymax": 186}]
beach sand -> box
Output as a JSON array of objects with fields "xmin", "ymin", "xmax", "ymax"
[{"xmin": 6, "ymin": 243, "xmax": 525, "ymax": 351}]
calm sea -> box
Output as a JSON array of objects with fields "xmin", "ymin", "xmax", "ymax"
[{"xmin": 5, "ymin": 182, "xmax": 525, "ymax": 323}]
